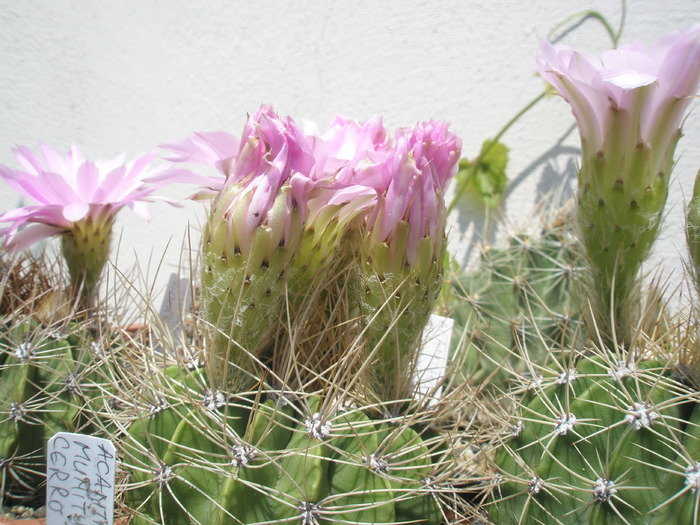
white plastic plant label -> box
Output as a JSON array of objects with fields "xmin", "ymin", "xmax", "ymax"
[
  {"xmin": 46, "ymin": 432, "xmax": 116, "ymax": 525},
  {"xmin": 414, "ymin": 314, "xmax": 454, "ymax": 404}
]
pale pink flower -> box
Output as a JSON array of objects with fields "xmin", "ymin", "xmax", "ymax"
[
  {"xmin": 536, "ymin": 24, "xmax": 700, "ymax": 343},
  {"xmin": 160, "ymin": 130, "xmax": 240, "ymax": 193},
  {"xmin": 0, "ymin": 143, "xmax": 177, "ymax": 250},
  {"xmin": 361, "ymin": 120, "xmax": 461, "ymax": 267},
  {"xmin": 536, "ymin": 24, "xmax": 700, "ymax": 166}
]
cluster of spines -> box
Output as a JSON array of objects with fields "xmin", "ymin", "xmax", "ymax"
[
  {"xmin": 489, "ymin": 349, "xmax": 700, "ymax": 524},
  {"xmin": 446, "ymin": 219, "xmax": 582, "ymax": 391},
  {"xmin": 0, "ymin": 319, "xmax": 116, "ymax": 505},
  {"xmin": 112, "ymin": 360, "xmax": 473, "ymax": 525}
]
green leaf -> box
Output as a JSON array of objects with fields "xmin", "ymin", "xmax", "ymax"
[{"xmin": 454, "ymin": 139, "xmax": 509, "ymax": 207}]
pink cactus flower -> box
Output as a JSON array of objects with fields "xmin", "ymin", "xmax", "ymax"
[
  {"xmin": 536, "ymin": 24, "xmax": 700, "ymax": 344},
  {"xmin": 362, "ymin": 120, "xmax": 461, "ymax": 267},
  {"xmin": 0, "ymin": 143, "xmax": 176, "ymax": 250},
  {"xmin": 536, "ymin": 24, "xmax": 700, "ymax": 176},
  {"xmin": 0, "ymin": 143, "xmax": 183, "ymax": 309}
]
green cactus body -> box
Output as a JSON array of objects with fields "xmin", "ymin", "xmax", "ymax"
[
  {"xmin": 125, "ymin": 366, "xmax": 443, "ymax": 525},
  {"xmin": 448, "ymin": 225, "xmax": 580, "ymax": 390},
  {"xmin": 359, "ymin": 223, "xmax": 445, "ymax": 402},
  {"xmin": 491, "ymin": 353, "xmax": 699, "ymax": 524},
  {"xmin": 640, "ymin": 399, "xmax": 700, "ymax": 524},
  {"xmin": 0, "ymin": 322, "xmax": 109, "ymax": 504}
]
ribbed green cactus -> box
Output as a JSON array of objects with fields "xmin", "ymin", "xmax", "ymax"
[
  {"xmin": 446, "ymin": 218, "xmax": 581, "ymax": 390},
  {"xmin": 122, "ymin": 364, "xmax": 448, "ymax": 525},
  {"xmin": 0, "ymin": 320, "xmax": 112, "ymax": 505},
  {"xmin": 490, "ymin": 351, "xmax": 700, "ymax": 524}
]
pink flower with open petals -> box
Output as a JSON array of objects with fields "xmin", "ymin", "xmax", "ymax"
[
  {"xmin": 0, "ymin": 143, "xmax": 176, "ymax": 250},
  {"xmin": 536, "ymin": 24, "xmax": 700, "ymax": 171},
  {"xmin": 0, "ymin": 143, "xmax": 181, "ymax": 308}
]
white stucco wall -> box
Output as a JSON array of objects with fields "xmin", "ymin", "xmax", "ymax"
[{"xmin": 1, "ymin": 1, "xmax": 698, "ymax": 312}]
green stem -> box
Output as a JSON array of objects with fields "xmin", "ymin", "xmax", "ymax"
[
  {"xmin": 448, "ymin": 91, "xmax": 546, "ymax": 214},
  {"xmin": 61, "ymin": 216, "xmax": 113, "ymax": 312},
  {"xmin": 547, "ymin": 0, "xmax": 626, "ymax": 47}
]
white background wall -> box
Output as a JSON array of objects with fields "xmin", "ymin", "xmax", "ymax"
[{"xmin": 1, "ymin": 1, "xmax": 698, "ymax": 313}]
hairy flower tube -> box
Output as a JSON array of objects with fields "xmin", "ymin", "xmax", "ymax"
[
  {"xmin": 165, "ymin": 108, "xmax": 397, "ymax": 387},
  {"xmin": 186, "ymin": 107, "xmax": 318, "ymax": 387},
  {"xmin": 356, "ymin": 120, "xmax": 461, "ymax": 403},
  {"xmin": 687, "ymin": 169, "xmax": 700, "ymax": 295},
  {"xmin": 0, "ymin": 144, "xmax": 177, "ymax": 310},
  {"xmin": 536, "ymin": 24, "xmax": 700, "ymax": 344},
  {"xmin": 167, "ymin": 108, "xmax": 462, "ymax": 393}
]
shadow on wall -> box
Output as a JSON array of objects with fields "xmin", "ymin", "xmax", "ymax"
[{"xmin": 450, "ymin": 125, "xmax": 579, "ymax": 269}]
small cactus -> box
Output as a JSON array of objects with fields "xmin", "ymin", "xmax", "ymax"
[
  {"xmin": 489, "ymin": 350, "xmax": 700, "ymax": 524},
  {"xmin": 445, "ymin": 214, "xmax": 582, "ymax": 390}
]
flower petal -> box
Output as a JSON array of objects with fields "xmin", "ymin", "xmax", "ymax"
[{"xmin": 62, "ymin": 203, "xmax": 90, "ymax": 222}]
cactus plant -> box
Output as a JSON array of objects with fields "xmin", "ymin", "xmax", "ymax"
[
  {"xmin": 489, "ymin": 349, "xmax": 700, "ymax": 524},
  {"xmin": 0, "ymin": 318, "xmax": 117, "ymax": 506},
  {"xmin": 122, "ymin": 108, "xmax": 471, "ymax": 523},
  {"xmin": 444, "ymin": 211, "xmax": 582, "ymax": 391},
  {"xmin": 118, "ymin": 363, "xmax": 462, "ymax": 525}
]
